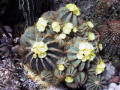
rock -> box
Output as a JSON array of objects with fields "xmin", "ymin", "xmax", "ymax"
[
  {"xmin": 109, "ymin": 83, "xmax": 117, "ymax": 89},
  {"xmin": 103, "ymin": 62, "xmax": 115, "ymax": 80},
  {"xmin": 115, "ymin": 85, "xmax": 120, "ymax": 90}
]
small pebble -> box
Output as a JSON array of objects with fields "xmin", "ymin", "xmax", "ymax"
[
  {"xmin": 109, "ymin": 83, "xmax": 117, "ymax": 88},
  {"xmin": 115, "ymin": 85, "xmax": 120, "ymax": 90}
]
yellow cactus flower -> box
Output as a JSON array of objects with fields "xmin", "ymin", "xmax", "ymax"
[
  {"xmin": 58, "ymin": 33, "xmax": 66, "ymax": 39},
  {"xmin": 88, "ymin": 32, "xmax": 96, "ymax": 41},
  {"xmin": 36, "ymin": 25, "xmax": 46, "ymax": 32},
  {"xmin": 77, "ymin": 52, "xmax": 84, "ymax": 59},
  {"xmin": 66, "ymin": 4, "xmax": 76, "ymax": 11},
  {"xmin": 38, "ymin": 52, "xmax": 47, "ymax": 58},
  {"xmin": 58, "ymin": 64, "xmax": 65, "ymax": 71},
  {"xmin": 36, "ymin": 17, "xmax": 48, "ymax": 32},
  {"xmin": 33, "ymin": 54, "xmax": 37, "ymax": 58},
  {"xmin": 66, "ymin": 3, "xmax": 80, "ymax": 16},
  {"xmin": 89, "ymin": 53, "xmax": 96, "ymax": 61},
  {"xmin": 81, "ymin": 58, "xmax": 87, "ymax": 62},
  {"xmin": 73, "ymin": 27, "xmax": 78, "ymax": 32},
  {"xmin": 96, "ymin": 60, "xmax": 106, "ymax": 75},
  {"xmin": 31, "ymin": 42, "xmax": 48, "ymax": 58},
  {"xmin": 99, "ymin": 60, "xmax": 106, "ymax": 68},
  {"xmin": 77, "ymin": 42, "xmax": 95, "ymax": 62},
  {"xmin": 65, "ymin": 76, "xmax": 74, "ymax": 83},
  {"xmin": 98, "ymin": 43, "xmax": 103, "ymax": 51},
  {"xmin": 79, "ymin": 42, "xmax": 94, "ymax": 51},
  {"xmin": 63, "ymin": 23, "xmax": 73, "ymax": 34},
  {"xmin": 86, "ymin": 21, "xmax": 94, "ymax": 28},
  {"xmin": 51, "ymin": 22, "xmax": 61, "ymax": 33},
  {"xmin": 73, "ymin": 8, "xmax": 80, "ymax": 16}
]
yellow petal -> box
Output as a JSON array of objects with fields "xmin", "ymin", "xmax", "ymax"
[
  {"xmin": 96, "ymin": 68, "xmax": 104, "ymax": 75},
  {"xmin": 53, "ymin": 27, "xmax": 61, "ymax": 33},
  {"xmin": 88, "ymin": 32, "xmax": 96, "ymax": 41},
  {"xmin": 96, "ymin": 60, "xmax": 106, "ymax": 75},
  {"xmin": 79, "ymin": 42, "xmax": 94, "ymax": 50},
  {"xmin": 99, "ymin": 43, "xmax": 103, "ymax": 51},
  {"xmin": 81, "ymin": 58, "xmax": 87, "ymax": 62},
  {"xmin": 37, "ymin": 25, "xmax": 46, "ymax": 32},
  {"xmin": 37, "ymin": 17, "xmax": 48, "ymax": 26},
  {"xmin": 65, "ymin": 76, "xmax": 74, "ymax": 83},
  {"xmin": 73, "ymin": 27, "xmax": 78, "ymax": 32},
  {"xmin": 89, "ymin": 53, "xmax": 96, "ymax": 61},
  {"xmin": 66, "ymin": 4, "xmax": 76, "ymax": 11},
  {"xmin": 38, "ymin": 52, "xmax": 47, "ymax": 58},
  {"xmin": 86, "ymin": 21, "xmax": 94, "ymax": 28},
  {"xmin": 52, "ymin": 22, "xmax": 59, "ymax": 28},
  {"xmin": 73, "ymin": 8, "xmax": 80, "ymax": 16},
  {"xmin": 66, "ymin": 23, "xmax": 73, "ymax": 29},
  {"xmin": 59, "ymin": 33, "xmax": 66, "ymax": 39},
  {"xmin": 84, "ymin": 50, "xmax": 90, "ymax": 55},
  {"xmin": 31, "ymin": 41, "xmax": 48, "ymax": 58},
  {"xmin": 33, "ymin": 54, "xmax": 37, "ymax": 58},
  {"xmin": 66, "ymin": 4, "xmax": 80, "ymax": 16},
  {"xmin": 52, "ymin": 22, "xmax": 61, "ymax": 32},
  {"xmin": 63, "ymin": 27, "xmax": 71, "ymax": 34},
  {"xmin": 77, "ymin": 53, "xmax": 84, "ymax": 59},
  {"xmin": 100, "ymin": 61, "xmax": 106, "ymax": 68},
  {"xmin": 58, "ymin": 64, "xmax": 65, "ymax": 71}
]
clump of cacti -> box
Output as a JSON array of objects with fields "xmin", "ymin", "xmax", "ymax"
[{"xmin": 20, "ymin": 3, "xmax": 107, "ymax": 89}]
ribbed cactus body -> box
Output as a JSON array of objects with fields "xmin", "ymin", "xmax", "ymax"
[
  {"xmin": 20, "ymin": 26, "xmax": 65, "ymax": 73},
  {"xmin": 56, "ymin": 7, "xmax": 82, "ymax": 27},
  {"xmin": 41, "ymin": 11, "xmax": 56, "ymax": 22},
  {"xmin": 86, "ymin": 75, "xmax": 105, "ymax": 90}
]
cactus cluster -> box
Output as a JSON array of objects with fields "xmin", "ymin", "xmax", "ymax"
[{"xmin": 20, "ymin": 3, "xmax": 106, "ymax": 89}]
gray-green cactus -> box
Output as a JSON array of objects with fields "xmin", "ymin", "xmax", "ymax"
[{"xmin": 86, "ymin": 75, "xmax": 105, "ymax": 90}]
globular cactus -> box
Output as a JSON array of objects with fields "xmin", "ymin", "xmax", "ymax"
[
  {"xmin": 64, "ymin": 36, "xmax": 100, "ymax": 88},
  {"xmin": 56, "ymin": 3, "xmax": 81, "ymax": 26},
  {"xmin": 54, "ymin": 57, "xmax": 69, "ymax": 80},
  {"xmin": 20, "ymin": 26, "xmax": 65, "ymax": 86},
  {"xmin": 66, "ymin": 37, "xmax": 99, "ymax": 63},
  {"xmin": 55, "ymin": 3, "xmax": 96, "ymax": 37},
  {"xmin": 65, "ymin": 66, "xmax": 87, "ymax": 88},
  {"xmin": 85, "ymin": 57, "xmax": 106, "ymax": 90},
  {"xmin": 65, "ymin": 66, "xmax": 78, "ymax": 88},
  {"xmin": 88, "ymin": 56, "xmax": 106, "ymax": 76},
  {"xmin": 86, "ymin": 75, "xmax": 105, "ymax": 90}
]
